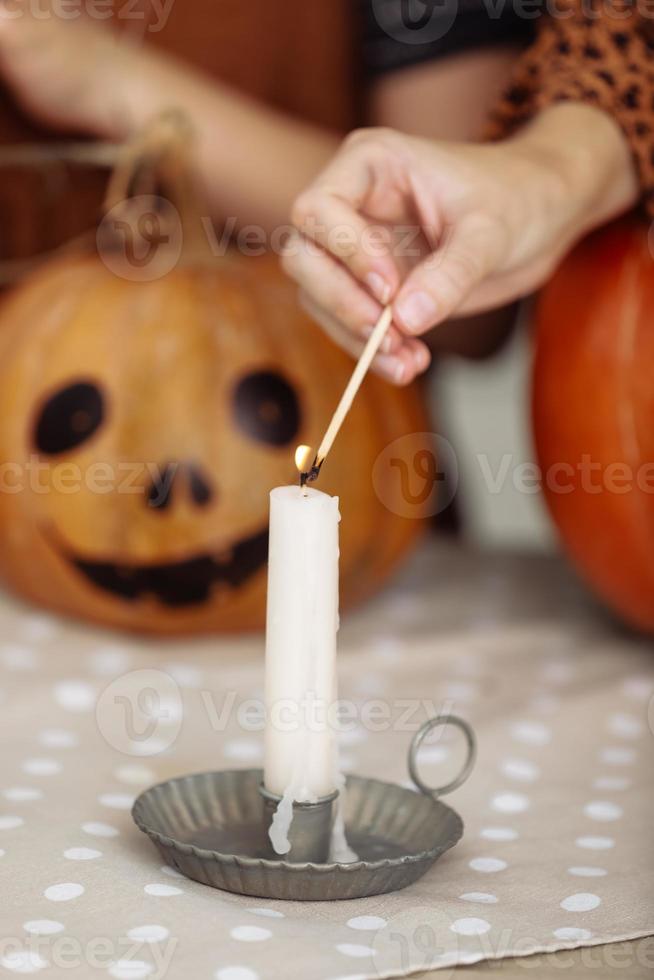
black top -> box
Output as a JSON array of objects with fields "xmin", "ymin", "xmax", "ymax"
[{"xmin": 360, "ymin": 0, "xmax": 537, "ymax": 76}]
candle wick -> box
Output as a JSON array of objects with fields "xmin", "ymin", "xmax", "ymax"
[{"xmin": 299, "ymin": 458, "xmax": 323, "ymax": 489}]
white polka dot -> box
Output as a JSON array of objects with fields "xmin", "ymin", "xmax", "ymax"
[
  {"xmin": 355, "ymin": 674, "xmax": 387, "ymax": 697},
  {"xmin": 584, "ymin": 801, "xmax": 623, "ymax": 822},
  {"xmin": 1, "ymin": 950, "xmax": 48, "ymax": 973},
  {"xmin": 491, "ymin": 792, "xmax": 529, "ymax": 814},
  {"xmin": 130, "ymin": 738, "xmax": 171, "ymax": 758},
  {"xmin": 459, "ymin": 893, "xmax": 498, "ymax": 904},
  {"xmin": 443, "ymin": 681, "xmax": 478, "ymax": 702},
  {"xmin": 529, "ymin": 694, "xmax": 560, "ymax": 714},
  {"xmin": 23, "ymin": 920, "xmax": 64, "ymax": 936},
  {"xmin": 593, "ymin": 776, "xmax": 630, "ymax": 791},
  {"xmin": 82, "ymin": 821, "xmax": 118, "ymax": 838},
  {"xmin": 223, "ymin": 740, "xmax": 262, "ymax": 762},
  {"xmin": 3, "ymin": 787, "xmax": 43, "ymax": 802},
  {"xmin": 346, "ymin": 916, "xmax": 387, "ymax": 930},
  {"xmin": 108, "ymin": 960, "xmax": 153, "ymax": 979},
  {"xmin": 164, "ymin": 662, "xmax": 203, "ymax": 688},
  {"xmin": 64, "ymin": 847, "xmax": 102, "ymax": 861},
  {"xmin": 20, "ymin": 614, "xmax": 58, "ymax": 642},
  {"xmin": 230, "ymin": 926, "xmax": 271, "ymax": 942},
  {"xmin": 44, "ymin": 882, "xmax": 84, "ymax": 902},
  {"xmin": 480, "ymin": 827, "xmax": 518, "ymax": 842},
  {"xmin": 99, "ymin": 793, "xmax": 135, "ymax": 810},
  {"xmin": 567, "ymin": 867, "xmax": 607, "ymax": 877},
  {"xmin": 369, "ymin": 635, "xmax": 404, "ymax": 662},
  {"xmin": 621, "ymin": 676, "xmax": 653, "ymax": 702},
  {"xmin": 89, "ymin": 646, "xmax": 131, "ymax": 676},
  {"xmin": 114, "ymin": 765, "xmax": 155, "ymax": 785},
  {"xmin": 414, "ymin": 743, "xmax": 450, "ymax": 765},
  {"xmin": 149, "ymin": 695, "xmax": 183, "ymax": 725},
  {"xmin": 127, "ymin": 925, "xmax": 170, "ymax": 943},
  {"xmin": 510, "ymin": 721, "xmax": 551, "ymax": 746},
  {"xmin": 599, "ymin": 747, "xmax": 636, "ymax": 766},
  {"xmin": 0, "ymin": 815, "xmax": 24, "ymax": 830},
  {"xmin": 38, "ymin": 729, "xmax": 78, "ymax": 749},
  {"xmin": 575, "ymin": 836, "xmax": 614, "ymax": 851},
  {"xmin": 540, "ymin": 661, "xmax": 575, "ymax": 685},
  {"xmin": 450, "ymin": 917, "xmax": 491, "ymax": 936},
  {"xmin": 144, "ymin": 883, "xmax": 183, "ymax": 897},
  {"xmin": 338, "ymin": 726, "xmax": 368, "ymax": 747},
  {"xmin": 607, "ymin": 713, "xmax": 644, "ymax": 739},
  {"xmin": 553, "ymin": 927, "xmax": 592, "ymax": 941},
  {"xmin": 54, "ymin": 680, "xmax": 95, "ymax": 712},
  {"xmin": 335, "ymin": 944, "xmax": 374, "ymax": 958},
  {"xmin": 469, "ymin": 857, "xmax": 507, "ymax": 873},
  {"xmin": 21, "ymin": 758, "xmax": 61, "ymax": 776},
  {"xmin": 246, "ymin": 908, "xmax": 285, "ymax": 919},
  {"xmin": 500, "ymin": 758, "xmax": 540, "ymax": 783},
  {"xmin": 560, "ymin": 893, "xmax": 601, "ymax": 912},
  {"xmin": 214, "ymin": 969, "xmax": 259, "ymax": 980},
  {"xmin": 0, "ymin": 643, "xmax": 37, "ymax": 671}
]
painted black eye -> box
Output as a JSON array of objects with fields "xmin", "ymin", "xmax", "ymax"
[
  {"xmin": 34, "ymin": 381, "xmax": 105, "ymax": 455},
  {"xmin": 233, "ymin": 371, "xmax": 300, "ymax": 447}
]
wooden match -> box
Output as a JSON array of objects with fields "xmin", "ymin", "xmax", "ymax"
[{"xmin": 295, "ymin": 305, "xmax": 393, "ymax": 486}]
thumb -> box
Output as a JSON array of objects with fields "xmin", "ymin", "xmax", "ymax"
[{"xmin": 393, "ymin": 215, "xmax": 501, "ymax": 335}]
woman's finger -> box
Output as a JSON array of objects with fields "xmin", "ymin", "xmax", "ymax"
[
  {"xmin": 283, "ymin": 233, "xmax": 404, "ymax": 354},
  {"xmin": 298, "ymin": 290, "xmax": 430, "ymax": 385},
  {"xmin": 291, "ymin": 131, "xmax": 404, "ymax": 303},
  {"xmin": 393, "ymin": 214, "xmax": 503, "ymax": 335}
]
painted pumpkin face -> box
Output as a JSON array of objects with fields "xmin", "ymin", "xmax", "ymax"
[{"xmin": 0, "ymin": 252, "xmax": 427, "ymax": 634}]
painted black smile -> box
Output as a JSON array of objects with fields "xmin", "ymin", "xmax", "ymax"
[{"xmin": 68, "ymin": 528, "xmax": 269, "ymax": 607}]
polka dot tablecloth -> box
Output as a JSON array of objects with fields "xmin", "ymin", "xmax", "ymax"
[{"xmin": 0, "ymin": 540, "xmax": 652, "ymax": 979}]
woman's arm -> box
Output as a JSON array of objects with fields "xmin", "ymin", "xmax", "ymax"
[
  {"xmin": 283, "ymin": 101, "xmax": 638, "ymax": 385},
  {"xmin": 0, "ymin": 10, "xmax": 339, "ymax": 233},
  {"xmin": 284, "ymin": 0, "xmax": 653, "ymax": 383}
]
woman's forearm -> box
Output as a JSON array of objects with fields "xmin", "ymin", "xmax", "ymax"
[
  {"xmin": 509, "ymin": 102, "xmax": 638, "ymax": 243},
  {"xmin": 113, "ymin": 47, "xmax": 340, "ymax": 234}
]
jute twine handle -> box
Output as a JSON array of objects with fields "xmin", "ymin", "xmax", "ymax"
[
  {"xmin": 0, "ymin": 109, "xmax": 205, "ymax": 283},
  {"xmin": 102, "ymin": 109, "xmax": 206, "ymax": 259}
]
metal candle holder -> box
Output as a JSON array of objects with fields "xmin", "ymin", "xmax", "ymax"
[{"xmin": 132, "ymin": 714, "xmax": 476, "ymax": 901}]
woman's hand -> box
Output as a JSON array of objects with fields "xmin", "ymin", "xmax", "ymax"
[{"xmin": 284, "ymin": 103, "xmax": 637, "ymax": 384}]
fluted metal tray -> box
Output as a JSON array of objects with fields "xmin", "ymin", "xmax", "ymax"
[{"xmin": 132, "ymin": 715, "xmax": 476, "ymax": 901}]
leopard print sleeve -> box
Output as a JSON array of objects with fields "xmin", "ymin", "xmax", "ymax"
[{"xmin": 488, "ymin": 0, "xmax": 654, "ymax": 215}]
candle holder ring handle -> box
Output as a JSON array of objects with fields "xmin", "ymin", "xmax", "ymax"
[{"xmin": 408, "ymin": 714, "xmax": 476, "ymax": 799}]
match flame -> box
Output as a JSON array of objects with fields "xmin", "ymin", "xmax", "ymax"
[{"xmin": 294, "ymin": 444, "xmax": 315, "ymax": 475}]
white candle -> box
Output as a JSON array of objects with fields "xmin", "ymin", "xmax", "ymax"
[{"xmin": 264, "ymin": 485, "xmax": 340, "ymax": 807}]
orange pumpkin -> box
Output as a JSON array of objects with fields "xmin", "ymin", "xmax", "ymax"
[
  {"xmin": 533, "ymin": 214, "xmax": 654, "ymax": 632},
  {"xmin": 0, "ymin": 126, "xmax": 427, "ymax": 634}
]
